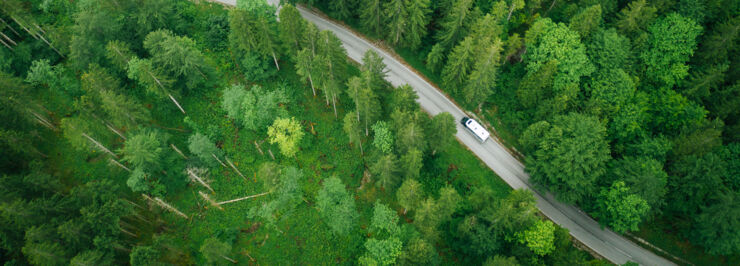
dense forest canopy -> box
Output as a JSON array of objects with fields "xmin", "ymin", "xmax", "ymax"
[
  {"xmin": 293, "ymin": 0, "xmax": 740, "ymax": 263},
  {"xmin": 0, "ymin": 0, "xmax": 738, "ymax": 265}
]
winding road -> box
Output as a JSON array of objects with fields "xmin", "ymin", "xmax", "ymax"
[{"xmin": 213, "ymin": 1, "xmax": 674, "ymax": 265}]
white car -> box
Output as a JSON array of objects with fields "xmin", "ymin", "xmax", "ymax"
[{"xmin": 461, "ymin": 117, "xmax": 490, "ymax": 143}]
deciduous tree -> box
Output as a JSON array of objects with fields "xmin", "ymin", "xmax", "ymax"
[
  {"xmin": 316, "ymin": 176, "xmax": 358, "ymax": 236},
  {"xmin": 267, "ymin": 117, "xmax": 304, "ymax": 157},
  {"xmin": 594, "ymin": 181, "xmax": 650, "ymax": 233}
]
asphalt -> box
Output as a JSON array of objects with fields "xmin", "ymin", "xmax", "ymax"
[{"xmin": 211, "ymin": 1, "xmax": 675, "ymax": 265}]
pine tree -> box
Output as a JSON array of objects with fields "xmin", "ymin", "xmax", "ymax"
[
  {"xmin": 295, "ymin": 49, "xmax": 318, "ymax": 96},
  {"xmin": 442, "ymin": 36, "xmax": 476, "ymax": 93},
  {"xmin": 463, "ymin": 39, "xmax": 503, "ymax": 109},
  {"xmin": 360, "ymin": 0, "xmax": 384, "ymax": 35},
  {"xmin": 278, "ymin": 4, "xmax": 306, "ymax": 60},
  {"xmin": 343, "ymin": 111, "xmax": 364, "ymax": 155},
  {"xmin": 384, "ymin": 0, "xmax": 409, "ymax": 46},
  {"xmin": 435, "ymin": 0, "xmax": 478, "ymax": 49},
  {"xmin": 371, "ymin": 154, "xmax": 400, "ymax": 190},
  {"xmin": 404, "ymin": 0, "xmax": 432, "ymax": 49},
  {"xmin": 397, "ymin": 178, "xmax": 423, "ymax": 215},
  {"xmin": 569, "ymin": 5, "xmax": 602, "ymax": 38}
]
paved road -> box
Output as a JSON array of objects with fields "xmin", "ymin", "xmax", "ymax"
[{"xmin": 212, "ymin": 1, "xmax": 674, "ymax": 265}]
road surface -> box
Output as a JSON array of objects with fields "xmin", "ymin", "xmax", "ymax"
[{"xmin": 212, "ymin": 1, "xmax": 674, "ymax": 265}]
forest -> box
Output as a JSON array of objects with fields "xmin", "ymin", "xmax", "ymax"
[
  {"xmin": 295, "ymin": 0, "xmax": 740, "ymax": 264},
  {"xmin": 0, "ymin": 0, "xmax": 612, "ymax": 265}
]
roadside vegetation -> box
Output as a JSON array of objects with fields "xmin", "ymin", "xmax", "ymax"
[
  {"xmin": 0, "ymin": 0, "xmax": 605, "ymax": 265},
  {"xmin": 299, "ymin": 0, "xmax": 740, "ymax": 264}
]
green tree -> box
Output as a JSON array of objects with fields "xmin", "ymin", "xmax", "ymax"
[
  {"xmin": 69, "ymin": 0, "xmax": 125, "ymax": 70},
  {"xmin": 143, "ymin": 29, "xmax": 212, "ymax": 90},
  {"xmin": 384, "ymin": 0, "xmax": 409, "ymax": 46},
  {"xmin": 258, "ymin": 162, "xmax": 281, "ymax": 192},
  {"xmin": 437, "ymin": 185, "xmax": 461, "ymax": 220},
  {"xmin": 360, "ymin": 0, "xmax": 384, "ymax": 35},
  {"xmin": 130, "ymin": 245, "xmax": 160, "ymax": 266},
  {"xmin": 220, "ymin": 84, "xmax": 289, "ymax": 131},
  {"xmin": 267, "ymin": 117, "xmax": 304, "ymax": 157},
  {"xmin": 372, "ymin": 121, "xmax": 394, "ymax": 154},
  {"xmin": 523, "ymin": 113, "xmax": 611, "ymax": 204},
  {"xmin": 569, "ymin": 5, "xmax": 602, "ymax": 38},
  {"xmin": 361, "ymin": 50, "xmax": 388, "ymax": 88},
  {"xmin": 463, "ymin": 39, "xmax": 503, "ymax": 109},
  {"xmin": 594, "ymin": 181, "xmax": 650, "ymax": 233},
  {"xmin": 400, "ymin": 149, "xmax": 423, "ymax": 179},
  {"xmin": 396, "ymin": 122, "xmax": 427, "ymax": 155},
  {"xmin": 71, "ymin": 250, "xmax": 114, "ymax": 266},
  {"xmin": 692, "ymin": 190, "xmax": 740, "ymax": 256},
  {"xmin": 640, "ymin": 13, "xmax": 702, "ymax": 88},
  {"xmin": 396, "ymin": 179, "xmax": 423, "ymax": 215},
  {"xmin": 404, "ymin": 0, "xmax": 432, "ymax": 49},
  {"xmin": 21, "ymin": 241, "xmax": 67, "ymax": 265},
  {"xmin": 696, "ymin": 16, "xmax": 739, "ymax": 64},
  {"xmin": 426, "ymin": 44, "xmax": 446, "ymax": 72},
  {"xmin": 295, "ymin": 49, "xmax": 318, "ymax": 96},
  {"xmin": 516, "ymin": 220, "xmax": 556, "ymax": 256},
  {"xmin": 329, "ymin": 0, "xmax": 355, "ymax": 20},
  {"xmin": 199, "ymin": 237, "xmax": 235, "ymax": 264},
  {"xmin": 370, "ymin": 201, "xmax": 400, "ymax": 236},
  {"xmin": 343, "ymin": 111, "xmax": 364, "ymax": 155},
  {"xmin": 587, "ymin": 28, "xmax": 632, "ymax": 70},
  {"xmin": 316, "ymin": 176, "xmax": 359, "ymax": 236},
  {"xmin": 400, "ymin": 237, "xmax": 438, "ymax": 265},
  {"xmin": 250, "ymin": 167, "xmax": 303, "ymax": 229},
  {"xmin": 389, "ymin": 85, "xmax": 419, "ymax": 113},
  {"xmin": 414, "ymin": 198, "xmax": 441, "ymax": 240},
  {"xmin": 442, "ymin": 36, "xmax": 476, "ymax": 92},
  {"xmin": 105, "ymin": 40, "xmax": 135, "ymax": 72},
  {"xmin": 372, "ymin": 154, "xmax": 400, "ymax": 190},
  {"xmin": 120, "ymin": 129, "xmax": 167, "ymax": 171},
  {"xmin": 188, "ymin": 133, "xmax": 223, "ymax": 167},
  {"xmin": 359, "ymin": 237, "xmax": 403, "ymax": 266},
  {"xmin": 278, "ymin": 4, "xmax": 305, "ymax": 58},
  {"xmin": 586, "ymin": 68, "xmax": 636, "ymax": 117},
  {"xmin": 616, "ymin": 0, "xmax": 657, "ymax": 36},
  {"xmin": 435, "ymin": 0, "xmax": 478, "ymax": 49},
  {"xmin": 427, "ymin": 112, "xmax": 457, "ymax": 155},
  {"xmin": 316, "ymin": 30, "xmax": 349, "ymax": 116},
  {"xmin": 608, "ymin": 156, "xmax": 668, "ymax": 211},
  {"xmin": 229, "ymin": 4, "xmax": 281, "ymax": 70}
]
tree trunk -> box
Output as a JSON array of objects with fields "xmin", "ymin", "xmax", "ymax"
[
  {"xmin": 358, "ymin": 140, "xmax": 364, "ymax": 155},
  {"xmin": 225, "ymin": 156, "xmax": 247, "ymax": 181},
  {"xmin": 308, "ymin": 73, "xmax": 316, "ymax": 96},
  {"xmin": 198, "ymin": 191, "xmax": 223, "ymax": 210},
  {"xmin": 254, "ymin": 140, "xmax": 264, "ymax": 155},
  {"xmin": 271, "ymin": 51, "xmax": 280, "ymax": 70},
  {"xmin": 211, "ymin": 153, "xmax": 227, "ymax": 167},
  {"xmin": 170, "ymin": 144, "xmax": 187, "ymax": 159},
  {"xmin": 332, "ymin": 94, "xmax": 338, "ymax": 118},
  {"xmin": 0, "ymin": 32, "xmax": 17, "ymax": 46},
  {"xmin": 0, "ymin": 38, "xmax": 12, "ymax": 50},
  {"xmin": 144, "ymin": 195, "xmax": 188, "ymax": 219},
  {"xmin": 110, "ymin": 158, "xmax": 131, "ymax": 172},
  {"xmin": 82, "ymin": 132, "xmax": 118, "ymax": 157},
  {"xmin": 268, "ymin": 149, "xmax": 275, "ymax": 160},
  {"xmin": 507, "ymin": 4, "xmax": 516, "ymax": 21},
  {"xmin": 365, "ymin": 116, "xmax": 369, "ymax": 136},
  {"xmin": 187, "ymin": 168, "xmax": 214, "ymax": 193},
  {"xmin": 168, "ymin": 94, "xmax": 186, "ymax": 114},
  {"xmin": 222, "ymin": 255, "xmax": 237, "ymax": 264},
  {"xmin": 217, "ymin": 191, "xmax": 271, "ymax": 205},
  {"xmin": 0, "ymin": 18, "xmax": 21, "ymax": 37},
  {"xmin": 547, "ymin": 0, "xmax": 557, "ymax": 13}
]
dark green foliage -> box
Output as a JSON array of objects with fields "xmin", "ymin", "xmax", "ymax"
[
  {"xmin": 316, "ymin": 176, "xmax": 359, "ymax": 236},
  {"xmin": 594, "ymin": 181, "xmax": 650, "ymax": 233},
  {"xmin": 640, "ymin": 13, "xmax": 702, "ymax": 88}
]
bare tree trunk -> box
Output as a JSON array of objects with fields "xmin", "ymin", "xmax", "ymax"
[
  {"xmin": 225, "ymin": 156, "xmax": 246, "ymax": 181},
  {"xmin": 187, "ymin": 167, "xmax": 214, "ymax": 193},
  {"xmin": 358, "ymin": 140, "xmax": 364, "ymax": 155},
  {"xmin": 332, "ymin": 94, "xmax": 338, "ymax": 118},
  {"xmin": 171, "ymin": 144, "xmax": 187, "ymax": 159},
  {"xmin": 0, "ymin": 32, "xmax": 16, "ymax": 46},
  {"xmin": 308, "ymin": 73, "xmax": 316, "ymax": 96},
  {"xmin": 211, "ymin": 153, "xmax": 227, "ymax": 167},
  {"xmin": 365, "ymin": 116, "xmax": 369, "ymax": 136},
  {"xmin": 29, "ymin": 111, "xmax": 55, "ymax": 130},
  {"xmin": 198, "ymin": 191, "xmax": 223, "ymax": 210},
  {"xmin": 547, "ymin": 0, "xmax": 557, "ymax": 13},
  {"xmin": 0, "ymin": 18, "xmax": 21, "ymax": 37},
  {"xmin": 0, "ymin": 38, "xmax": 12, "ymax": 50},
  {"xmin": 106, "ymin": 123, "xmax": 126, "ymax": 140},
  {"xmin": 271, "ymin": 51, "xmax": 280, "ymax": 70},
  {"xmin": 507, "ymin": 4, "xmax": 516, "ymax": 21},
  {"xmin": 109, "ymin": 158, "xmax": 131, "ymax": 172},
  {"xmin": 143, "ymin": 195, "xmax": 188, "ymax": 219},
  {"xmin": 253, "ymin": 140, "xmax": 264, "ymax": 155},
  {"xmin": 82, "ymin": 132, "xmax": 118, "ymax": 158},
  {"xmin": 119, "ymin": 227, "xmax": 137, "ymax": 238},
  {"xmin": 221, "ymin": 255, "xmax": 237, "ymax": 264},
  {"xmin": 168, "ymin": 94, "xmax": 186, "ymax": 114},
  {"xmin": 267, "ymin": 149, "xmax": 275, "ymax": 160},
  {"xmin": 217, "ymin": 191, "xmax": 271, "ymax": 205}
]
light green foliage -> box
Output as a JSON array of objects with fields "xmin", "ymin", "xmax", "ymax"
[
  {"xmin": 414, "ymin": 198, "xmax": 441, "ymax": 240},
  {"xmin": 316, "ymin": 176, "xmax": 358, "ymax": 236},
  {"xmin": 343, "ymin": 111, "xmax": 364, "ymax": 153},
  {"xmin": 25, "ymin": 59, "xmax": 58, "ymax": 88},
  {"xmin": 120, "ymin": 129, "xmax": 166, "ymax": 170},
  {"xmin": 640, "ymin": 13, "xmax": 702, "ymax": 88},
  {"xmin": 361, "ymin": 50, "xmax": 388, "ymax": 87},
  {"xmin": 69, "ymin": 0, "xmax": 125, "ymax": 70},
  {"xmin": 371, "ymin": 121, "xmax": 393, "ymax": 154},
  {"xmin": 127, "ymin": 167, "xmax": 153, "ymax": 193},
  {"xmin": 296, "ymin": 48, "xmax": 318, "ymax": 94},
  {"xmin": 616, "ymin": 0, "xmax": 657, "ymax": 36},
  {"xmin": 370, "ymin": 201, "xmax": 400, "ymax": 236},
  {"xmin": 595, "ymin": 181, "xmax": 650, "ymax": 233},
  {"xmin": 427, "ymin": 112, "xmax": 457, "ymax": 155},
  {"xmin": 384, "ymin": 0, "xmax": 409, "ymax": 46},
  {"xmin": 516, "ymin": 220, "xmax": 556, "ymax": 256},
  {"xmin": 105, "ymin": 40, "xmax": 135, "ymax": 71},
  {"xmin": 359, "ymin": 237, "xmax": 403, "ymax": 266},
  {"xmin": 437, "ymin": 186, "xmax": 461, "ymax": 219},
  {"xmin": 608, "ymin": 157, "xmax": 668, "ymax": 210},
  {"xmin": 608, "ymin": 93, "xmax": 650, "ymax": 147},
  {"xmin": 523, "ymin": 113, "xmax": 611, "ymax": 204},
  {"xmin": 400, "ymin": 149, "xmax": 423, "ymax": 179},
  {"xmin": 360, "ymin": 0, "xmax": 384, "ymax": 35},
  {"xmin": 258, "ymin": 162, "xmax": 281, "ymax": 192},
  {"xmin": 143, "ymin": 29, "xmax": 211, "ymax": 90},
  {"xmin": 232, "ymin": 1, "xmax": 281, "ymax": 69},
  {"xmin": 396, "ymin": 122, "xmax": 426, "ymax": 155},
  {"xmin": 569, "ymin": 5, "xmax": 602, "ymax": 38},
  {"xmin": 426, "ymin": 43, "xmax": 446, "ymax": 72},
  {"xmin": 371, "ymin": 154, "xmax": 400, "ymax": 190},
  {"xmin": 187, "ymin": 133, "xmax": 223, "ymax": 167},
  {"xmin": 389, "ymin": 85, "xmax": 419, "ymax": 112},
  {"xmin": 524, "ymin": 18, "xmax": 594, "ymax": 113},
  {"xmin": 126, "ymin": 57, "xmax": 174, "ymax": 97},
  {"xmin": 199, "ymin": 237, "xmax": 232, "ymax": 265},
  {"xmin": 220, "ymin": 84, "xmax": 288, "ymax": 131},
  {"xmin": 516, "ymin": 60, "xmax": 558, "ymax": 115},
  {"xmin": 396, "ymin": 179, "xmax": 423, "ymax": 213},
  {"xmin": 267, "ymin": 117, "xmax": 304, "ymax": 157},
  {"xmin": 250, "ymin": 166, "xmax": 303, "ymax": 229}
]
